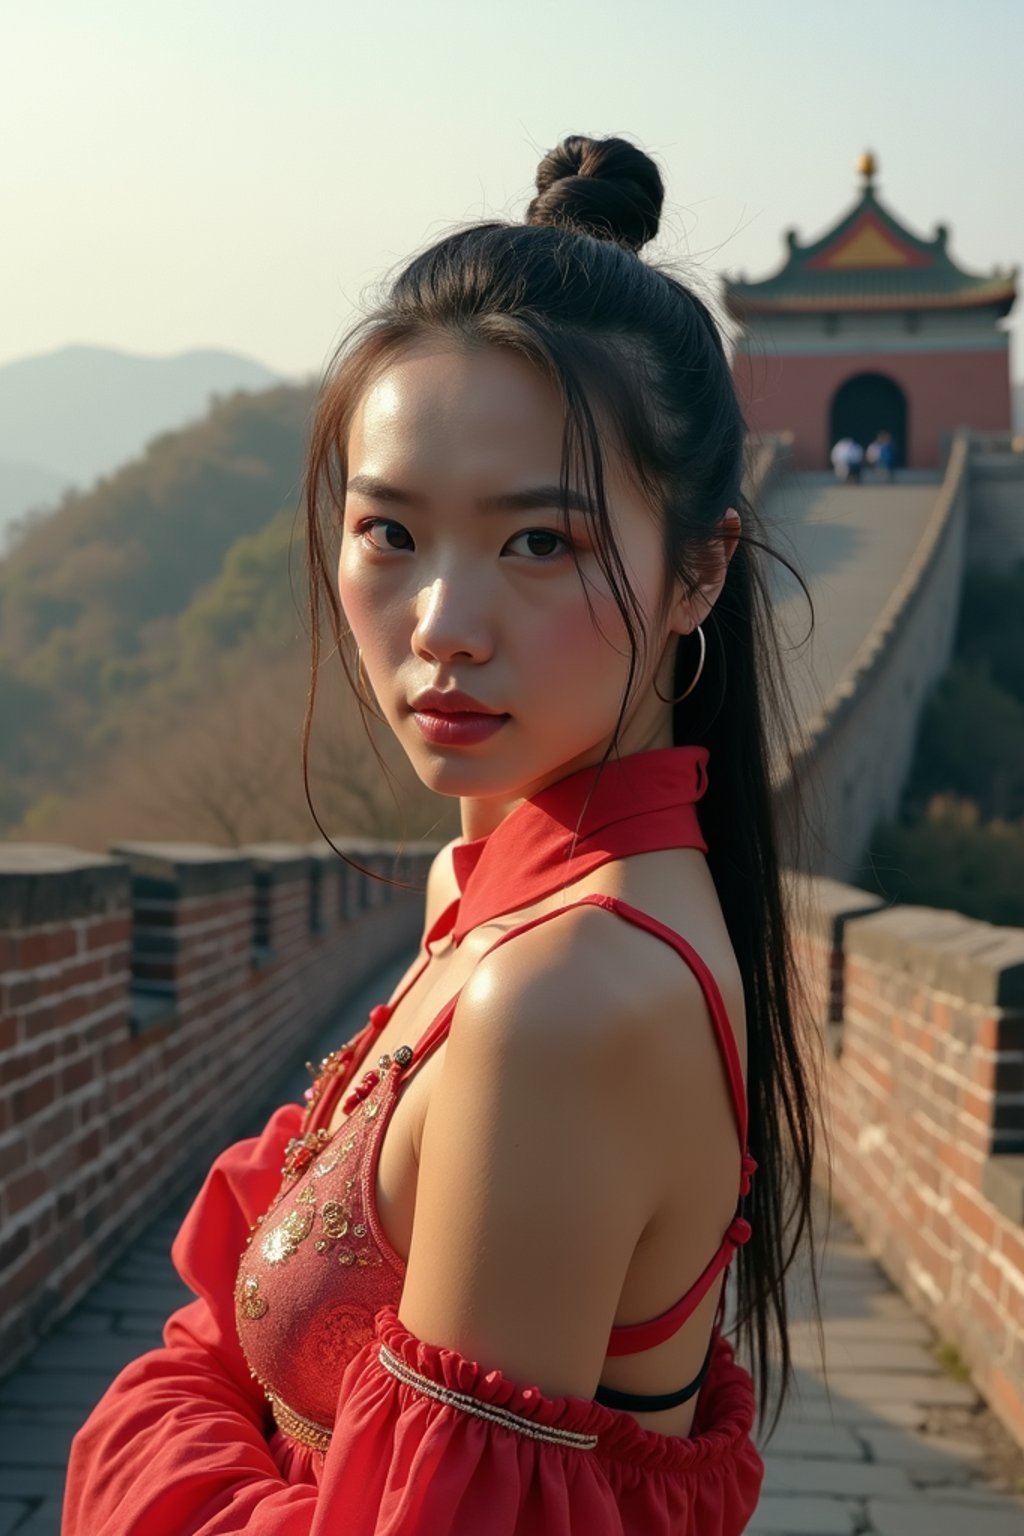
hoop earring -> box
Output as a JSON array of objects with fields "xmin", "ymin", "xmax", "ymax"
[{"xmin": 654, "ymin": 624, "xmax": 706, "ymax": 706}]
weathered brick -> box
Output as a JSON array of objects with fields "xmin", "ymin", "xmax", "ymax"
[
  {"xmin": 0, "ymin": 1137, "xmax": 27, "ymax": 1181},
  {"xmin": 5, "ymin": 977, "xmax": 38, "ymax": 1009},
  {"xmin": 950, "ymin": 1185, "xmax": 998, "ymax": 1249},
  {"xmin": 82, "ymin": 917, "xmax": 130, "ymax": 953},
  {"xmin": 12, "ymin": 1076, "xmax": 57, "ymax": 1121}
]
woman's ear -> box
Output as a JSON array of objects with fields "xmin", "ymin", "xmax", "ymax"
[{"xmin": 668, "ymin": 508, "xmax": 741, "ymax": 635}]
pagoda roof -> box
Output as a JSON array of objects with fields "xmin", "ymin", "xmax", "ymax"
[{"xmin": 723, "ymin": 156, "xmax": 1017, "ymax": 319}]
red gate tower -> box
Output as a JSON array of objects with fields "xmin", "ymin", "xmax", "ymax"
[{"xmin": 723, "ymin": 153, "xmax": 1017, "ymax": 469}]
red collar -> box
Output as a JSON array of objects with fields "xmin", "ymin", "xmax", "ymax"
[{"xmin": 424, "ymin": 745, "xmax": 709, "ymax": 948}]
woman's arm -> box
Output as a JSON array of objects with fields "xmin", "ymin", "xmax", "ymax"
[{"xmin": 398, "ymin": 903, "xmax": 659, "ymax": 1389}]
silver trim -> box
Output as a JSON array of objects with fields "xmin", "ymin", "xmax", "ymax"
[{"xmin": 378, "ymin": 1343, "xmax": 599, "ymax": 1449}]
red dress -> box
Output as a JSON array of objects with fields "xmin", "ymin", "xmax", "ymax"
[{"xmin": 63, "ymin": 746, "xmax": 764, "ymax": 1534}]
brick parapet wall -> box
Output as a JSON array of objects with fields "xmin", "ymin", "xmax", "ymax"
[
  {"xmin": 791, "ymin": 873, "xmax": 1024, "ymax": 1450},
  {"xmin": 0, "ymin": 837, "xmax": 437, "ymax": 1376}
]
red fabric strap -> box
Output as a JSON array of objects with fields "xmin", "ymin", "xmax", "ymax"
[{"xmin": 404, "ymin": 892, "xmax": 753, "ymax": 1357}]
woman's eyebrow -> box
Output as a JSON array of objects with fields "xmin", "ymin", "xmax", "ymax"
[{"xmin": 346, "ymin": 474, "xmax": 595, "ymax": 516}]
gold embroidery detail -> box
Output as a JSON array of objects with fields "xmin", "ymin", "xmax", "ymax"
[
  {"xmin": 321, "ymin": 1201, "xmax": 351, "ymax": 1239},
  {"xmin": 312, "ymin": 1151, "xmax": 341, "ymax": 1179},
  {"xmin": 260, "ymin": 1186, "xmax": 316, "ymax": 1265},
  {"xmin": 282, "ymin": 1128, "xmax": 331, "ymax": 1180},
  {"xmin": 378, "ymin": 1344, "xmax": 599, "ymax": 1447},
  {"xmin": 269, "ymin": 1394, "xmax": 333, "ymax": 1454},
  {"xmin": 235, "ymin": 1272, "xmax": 268, "ymax": 1320},
  {"xmin": 302, "ymin": 1045, "xmax": 356, "ymax": 1124}
]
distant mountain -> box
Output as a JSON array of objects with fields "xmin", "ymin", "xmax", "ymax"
[
  {"xmin": 0, "ymin": 344, "xmax": 286, "ymax": 541},
  {"xmin": 0, "ymin": 380, "xmax": 317, "ymax": 832},
  {"xmin": 0, "ymin": 459, "xmax": 72, "ymax": 547}
]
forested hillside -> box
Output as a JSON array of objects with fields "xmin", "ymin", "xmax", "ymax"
[
  {"xmin": 861, "ymin": 558, "xmax": 1024, "ymax": 925},
  {"xmin": 0, "ymin": 383, "xmax": 452, "ymax": 849},
  {"xmin": 0, "ymin": 344, "xmax": 283, "ymax": 542}
]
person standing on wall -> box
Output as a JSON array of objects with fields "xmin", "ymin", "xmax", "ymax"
[{"xmin": 61, "ymin": 133, "xmax": 827, "ymax": 1536}]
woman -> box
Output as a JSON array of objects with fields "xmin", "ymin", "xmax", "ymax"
[{"xmin": 63, "ymin": 134, "xmax": 824, "ymax": 1534}]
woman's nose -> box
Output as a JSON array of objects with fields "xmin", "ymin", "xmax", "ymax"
[{"xmin": 411, "ymin": 577, "xmax": 493, "ymax": 664}]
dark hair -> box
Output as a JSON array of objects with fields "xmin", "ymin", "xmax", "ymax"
[{"xmin": 302, "ymin": 134, "xmax": 827, "ymax": 1441}]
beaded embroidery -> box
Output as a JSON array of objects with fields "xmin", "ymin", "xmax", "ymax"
[
  {"xmin": 235, "ymin": 1271, "xmax": 269, "ymax": 1320},
  {"xmin": 260, "ymin": 1186, "xmax": 317, "ymax": 1265},
  {"xmin": 234, "ymin": 1029, "xmax": 415, "ymax": 1419},
  {"xmin": 378, "ymin": 1343, "xmax": 600, "ymax": 1448},
  {"xmin": 269, "ymin": 1394, "xmax": 333, "ymax": 1454}
]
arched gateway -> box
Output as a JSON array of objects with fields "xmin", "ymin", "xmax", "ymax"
[
  {"xmin": 723, "ymin": 152, "xmax": 1017, "ymax": 469},
  {"xmin": 829, "ymin": 373, "xmax": 908, "ymax": 467}
]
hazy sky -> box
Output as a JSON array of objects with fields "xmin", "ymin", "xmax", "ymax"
[{"xmin": 5, "ymin": 0, "xmax": 1022, "ymax": 381}]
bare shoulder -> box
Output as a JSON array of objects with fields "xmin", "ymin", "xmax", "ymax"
[
  {"xmin": 403, "ymin": 905, "xmax": 673, "ymax": 1389},
  {"xmin": 454, "ymin": 900, "xmax": 727, "ymax": 1111}
]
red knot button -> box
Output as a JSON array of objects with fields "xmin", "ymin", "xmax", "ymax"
[
  {"xmin": 727, "ymin": 1215, "xmax": 753, "ymax": 1247},
  {"xmin": 739, "ymin": 1152, "xmax": 758, "ymax": 1196},
  {"xmin": 368, "ymin": 1005, "xmax": 391, "ymax": 1031}
]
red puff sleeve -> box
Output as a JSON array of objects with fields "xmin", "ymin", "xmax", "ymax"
[
  {"xmin": 308, "ymin": 1307, "xmax": 762, "ymax": 1536},
  {"xmin": 62, "ymin": 1101, "xmax": 322, "ymax": 1536},
  {"xmin": 63, "ymin": 1108, "xmax": 761, "ymax": 1536}
]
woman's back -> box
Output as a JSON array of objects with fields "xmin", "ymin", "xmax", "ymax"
[{"xmin": 360, "ymin": 839, "xmax": 749, "ymax": 1438}]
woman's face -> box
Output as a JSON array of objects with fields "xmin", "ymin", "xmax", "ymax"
[{"xmin": 338, "ymin": 340, "xmax": 690, "ymax": 809}]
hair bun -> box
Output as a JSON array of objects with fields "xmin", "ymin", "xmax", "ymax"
[{"xmin": 525, "ymin": 135, "xmax": 664, "ymax": 252}]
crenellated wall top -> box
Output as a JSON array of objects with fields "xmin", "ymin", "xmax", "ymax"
[
  {"xmin": 841, "ymin": 902, "xmax": 1024, "ymax": 1008},
  {"xmin": 0, "ymin": 844, "xmax": 131, "ymax": 926}
]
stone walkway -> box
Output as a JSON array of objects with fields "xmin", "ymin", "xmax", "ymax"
[
  {"xmin": 2, "ymin": 961, "xmax": 1023, "ymax": 1535},
  {"xmin": 749, "ymin": 1193, "xmax": 1024, "ymax": 1535}
]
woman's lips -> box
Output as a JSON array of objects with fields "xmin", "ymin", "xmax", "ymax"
[{"xmin": 411, "ymin": 710, "xmax": 510, "ymax": 746}]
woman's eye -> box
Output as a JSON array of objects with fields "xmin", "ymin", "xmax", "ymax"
[
  {"xmin": 356, "ymin": 518, "xmax": 413, "ymax": 552},
  {"xmin": 505, "ymin": 528, "xmax": 571, "ymax": 561}
]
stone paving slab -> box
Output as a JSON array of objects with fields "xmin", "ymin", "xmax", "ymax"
[
  {"xmin": 870, "ymin": 1497, "xmax": 1024, "ymax": 1536},
  {"xmin": 787, "ymin": 1340, "xmax": 942, "ymax": 1373},
  {"xmin": 71, "ymin": 1280, "xmax": 193, "ymax": 1314},
  {"xmin": 0, "ymin": 1427, "xmax": 72, "ymax": 1471},
  {"xmin": 12, "ymin": 1505, "xmax": 59, "ymax": 1536},
  {"xmin": 803, "ymin": 1318, "xmax": 934, "ymax": 1344},
  {"xmin": 762, "ymin": 1456, "xmax": 918, "ymax": 1498},
  {"xmin": 764, "ymin": 1424, "xmax": 866, "ymax": 1462},
  {"xmin": 747, "ymin": 1494, "xmax": 859, "ymax": 1534},
  {"xmin": 0, "ymin": 1504, "xmax": 28, "ymax": 1536},
  {"xmin": 857, "ymin": 1426, "xmax": 985, "ymax": 1468},
  {"xmin": 795, "ymin": 1371, "xmax": 979, "ymax": 1405},
  {"xmin": 21, "ymin": 1331, "xmax": 171, "ymax": 1377}
]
